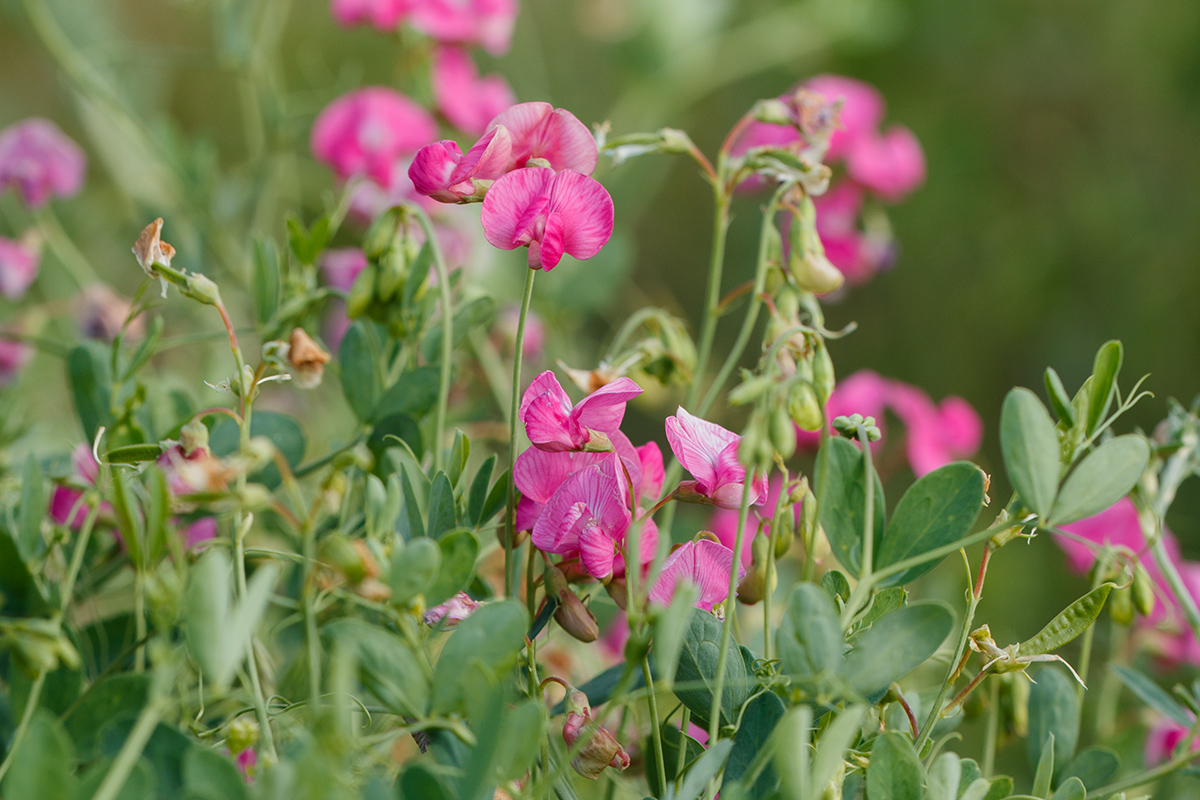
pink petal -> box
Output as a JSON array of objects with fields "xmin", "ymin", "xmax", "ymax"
[
  {"xmin": 665, "ymin": 407, "xmax": 739, "ymax": 493},
  {"xmin": 488, "ymin": 103, "xmax": 598, "ymax": 174},
  {"xmin": 480, "ymin": 167, "xmax": 555, "ymax": 251},
  {"xmin": 432, "ymin": 46, "xmax": 516, "ymax": 135},
  {"xmin": 938, "ymin": 396, "xmax": 984, "ymax": 455},
  {"xmin": 408, "ymin": 140, "xmax": 465, "ymax": 202},
  {"xmin": 409, "ymin": 0, "xmax": 518, "ymax": 55},
  {"xmin": 519, "ymin": 370, "xmax": 572, "ymax": 422},
  {"xmin": 311, "ymin": 88, "xmax": 437, "ymax": 185},
  {"xmin": 50, "ymin": 486, "xmax": 87, "ymax": 528},
  {"xmin": 515, "ymin": 496, "xmax": 545, "ymax": 532},
  {"xmin": 636, "ymin": 442, "xmax": 664, "ymax": 501},
  {"xmin": 847, "ymin": 126, "xmax": 926, "ymax": 201},
  {"xmin": 0, "ymin": 118, "xmax": 87, "ymax": 209},
  {"xmin": 572, "ymin": 376, "xmax": 642, "ymax": 434},
  {"xmin": 578, "ymin": 524, "xmax": 617, "ymax": 579},
  {"xmin": 183, "ymin": 517, "xmax": 218, "ymax": 549},
  {"xmin": 649, "ymin": 540, "xmax": 743, "ymax": 612},
  {"xmin": 514, "ymin": 447, "xmax": 606, "ymax": 504},
  {"xmin": 545, "ymin": 170, "xmax": 614, "ymax": 262},
  {"xmin": 330, "ymin": 0, "xmax": 410, "ymax": 29},
  {"xmin": 319, "ymin": 248, "xmax": 367, "ymax": 292},
  {"xmin": 0, "ymin": 338, "xmax": 30, "ymax": 387},
  {"xmin": 448, "ymin": 125, "xmax": 513, "ymax": 185},
  {"xmin": 803, "ymin": 75, "xmax": 886, "ymax": 162},
  {"xmin": 0, "ymin": 236, "xmax": 40, "ymax": 300},
  {"xmin": 531, "ymin": 458, "xmax": 630, "ymax": 556},
  {"xmin": 524, "ymin": 392, "xmax": 582, "ymax": 451}
]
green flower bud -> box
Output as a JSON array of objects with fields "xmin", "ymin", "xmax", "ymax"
[
  {"xmin": 771, "ymin": 405, "xmax": 798, "ymax": 460},
  {"xmin": 376, "ymin": 247, "xmax": 409, "ymax": 302},
  {"xmin": 1133, "ymin": 564, "xmax": 1157, "ymax": 617},
  {"xmin": 1108, "ymin": 585, "xmax": 1134, "ymax": 625},
  {"xmin": 788, "ymin": 197, "xmax": 844, "ymax": 295},
  {"xmin": 812, "ymin": 337, "xmax": 835, "ymax": 405},
  {"xmin": 346, "ymin": 262, "xmax": 378, "ymax": 319},
  {"xmin": 363, "ymin": 207, "xmax": 406, "ymax": 260},
  {"xmin": 789, "ymin": 382, "xmax": 823, "ymax": 432},
  {"xmin": 182, "ymin": 272, "xmax": 222, "ymax": 307}
]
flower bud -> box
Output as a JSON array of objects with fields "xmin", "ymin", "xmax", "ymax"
[
  {"xmin": 729, "ymin": 374, "xmax": 775, "ymax": 407},
  {"xmin": 546, "ymin": 565, "xmax": 600, "ymax": 643},
  {"xmin": 738, "ymin": 533, "xmax": 775, "ymax": 605},
  {"xmin": 182, "ymin": 272, "xmax": 221, "ymax": 306},
  {"xmin": 563, "ymin": 691, "xmax": 630, "ymax": 780},
  {"xmin": 363, "ymin": 207, "xmax": 406, "ymax": 260},
  {"xmin": 788, "ymin": 197, "xmax": 844, "ymax": 295},
  {"xmin": 789, "ymin": 382, "xmax": 823, "ymax": 432},
  {"xmin": 321, "ymin": 533, "xmax": 368, "ymax": 584},
  {"xmin": 227, "ymin": 717, "xmax": 260, "ymax": 755},
  {"xmin": 771, "ymin": 405, "xmax": 798, "ymax": 460},
  {"xmin": 180, "ymin": 419, "xmax": 209, "ymax": 456},
  {"xmin": 1133, "ymin": 564, "xmax": 1157, "ymax": 617},
  {"xmin": 346, "ymin": 261, "xmax": 378, "ymax": 319},
  {"xmin": 237, "ymin": 484, "xmax": 273, "ymax": 511},
  {"xmin": 774, "ymin": 499, "xmax": 797, "ymax": 559},
  {"xmin": 376, "ymin": 246, "xmax": 410, "ymax": 302},
  {"xmin": 1108, "ymin": 585, "xmax": 1134, "ymax": 625},
  {"xmin": 751, "ymin": 98, "xmax": 793, "ymax": 126},
  {"xmin": 812, "ymin": 337, "xmax": 835, "ymax": 405},
  {"xmin": 604, "ymin": 575, "xmax": 627, "ymax": 610}
]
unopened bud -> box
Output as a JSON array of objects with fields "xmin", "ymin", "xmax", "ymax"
[
  {"xmin": 738, "ymin": 534, "xmax": 775, "ymax": 605},
  {"xmin": 812, "ymin": 337, "xmax": 835, "ymax": 405},
  {"xmin": 321, "ymin": 533, "xmax": 367, "ymax": 583},
  {"xmin": 604, "ymin": 575, "xmax": 627, "ymax": 610},
  {"xmin": 789, "ymin": 197, "xmax": 845, "ymax": 295},
  {"xmin": 363, "ymin": 207, "xmax": 405, "ymax": 260},
  {"xmin": 563, "ymin": 691, "xmax": 631, "ymax": 780},
  {"xmin": 182, "ymin": 272, "xmax": 221, "ymax": 306},
  {"xmin": 1108, "ymin": 585, "xmax": 1134, "ymax": 625},
  {"xmin": 659, "ymin": 128, "xmax": 694, "ymax": 154},
  {"xmin": 376, "ymin": 246, "xmax": 409, "ymax": 302},
  {"xmin": 180, "ymin": 419, "xmax": 209, "ymax": 456},
  {"xmin": 751, "ymin": 98, "xmax": 793, "ymax": 126},
  {"xmin": 789, "ymin": 382, "xmax": 823, "ymax": 432},
  {"xmin": 1133, "ymin": 564, "xmax": 1157, "ymax": 617},
  {"xmin": 227, "ymin": 718, "xmax": 260, "ymax": 755},
  {"xmin": 771, "ymin": 405, "xmax": 798, "ymax": 461},
  {"xmin": 775, "ymin": 503, "xmax": 797, "ymax": 559},
  {"xmin": 729, "ymin": 374, "xmax": 775, "ymax": 406},
  {"xmin": 237, "ymin": 484, "xmax": 272, "ymax": 511},
  {"xmin": 346, "ymin": 262, "xmax": 378, "ymax": 319},
  {"xmin": 833, "ymin": 414, "xmax": 881, "ymax": 441},
  {"xmin": 548, "ymin": 570, "xmax": 600, "ymax": 643}
]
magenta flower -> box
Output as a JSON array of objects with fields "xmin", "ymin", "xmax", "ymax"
[
  {"xmin": 329, "ymin": 0, "xmax": 409, "ymax": 29},
  {"xmin": 408, "ymin": 127, "xmax": 512, "ymax": 203},
  {"xmin": 481, "ymin": 167, "xmax": 614, "ymax": 270},
  {"xmin": 1144, "ymin": 715, "xmax": 1200, "ymax": 767},
  {"xmin": 424, "ymin": 591, "xmax": 481, "ymax": 627},
  {"xmin": 487, "ymin": 102, "xmax": 598, "ymax": 175},
  {"xmin": 49, "ymin": 444, "xmax": 102, "ymax": 528},
  {"xmin": 182, "ymin": 517, "xmax": 219, "ymax": 550},
  {"xmin": 531, "ymin": 455, "xmax": 631, "ymax": 580},
  {"xmin": 236, "ymin": 748, "xmax": 257, "ymax": 782},
  {"xmin": 311, "ymin": 88, "xmax": 437, "ymax": 187},
  {"xmin": 636, "ymin": 442, "xmax": 664, "ymax": 502},
  {"xmin": 520, "ymin": 370, "xmax": 641, "ymax": 452},
  {"xmin": 0, "ymin": 234, "xmax": 40, "ymax": 300},
  {"xmin": 0, "ymin": 336, "xmax": 30, "ymax": 388},
  {"xmin": 0, "ymin": 119, "xmax": 86, "ymax": 209},
  {"xmin": 847, "ymin": 126, "xmax": 926, "ymax": 201},
  {"xmin": 887, "ymin": 383, "xmax": 983, "ymax": 477},
  {"xmin": 803, "ymin": 75, "xmax": 885, "ymax": 161},
  {"xmin": 432, "ymin": 46, "xmax": 516, "ymax": 135},
  {"xmin": 666, "ymin": 407, "xmax": 768, "ymax": 510},
  {"xmin": 410, "ymin": 0, "xmax": 518, "ymax": 56},
  {"xmin": 648, "ymin": 539, "xmax": 745, "ymax": 613}
]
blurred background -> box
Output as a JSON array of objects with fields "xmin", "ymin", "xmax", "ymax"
[{"xmin": 3, "ymin": 0, "xmax": 1200, "ymax": 788}]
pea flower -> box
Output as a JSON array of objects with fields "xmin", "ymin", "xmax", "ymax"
[
  {"xmin": 329, "ymin": 0, "xmax": 408, "ymax": 29},
  {"xmin": 710, "ymin": 478, "xmax": 798, "ymax": 566},
  {"xmin": 424, "ymin": 592, "xmax": 481, "ymax": 627},
  {"xmin": 0, "ymin": 233, "xmax": 40, "ymax": 300},
  {"xmin": 1144, "ymin": 715, "xmax": 1200, "ymax": 767},
  {"xmin": 530, "ymin": 455, "xmax": 632, "ymax": 580},
  {"xmin": 562, "ymin": 689, "xmax": 630, "ymax": 779},
  {"xmin": 0, "ymin": 118, "xmax": 86, "ymax": 208},
  {"xmin": 410, "ymin": 0, "xmax": 519, "ymax": 56},
  {"xmin": 812, "ymin": 182, "xmax": 894, "ymax": 285},
  {"xmin": 803, "ymin": 75, "xmax": 885, "ymax": 161},
  {"xmin": 311, "ymin": 88, "xmax": 437, "ymax": 187},
  {"xmin": 846, "ymin": 126, "xmax": 926, "ymax": 201},
  {"xmin": 486, "ymin": 102, "xmax": 598, "ymax": 175},
  {"xmin": 408, "ymin": 127, "xmax": 513, "ymax": 203},
  {"xmin": 520, "ymin": 370, "xmax": 641, "ymax": 452},
  {"xmin": 666, "ymin": 407, "xmax": 768, "ymax": 510},
  {"xmin": 887, "ymin": 382, "xmax": 983, "ymax": 476},
  {"xmin": 648, "ymin": 539, "xmax": 745, "ymax": 614},
  {"xmin": 50, "ymin": 444, "xmax": 103, "ymax": 528},
  {"xmin": 77, "ymin": 284, "xmax": 144, "ymax": 342},
  {"xmin": 432, "ymin": 45, "xmax": 516, "ymax": 135},
  {"xmin": 481, "ymin": 167, "xmax": 614, "ymax": 270}
]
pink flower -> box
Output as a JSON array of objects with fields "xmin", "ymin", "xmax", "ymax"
[
  {"xmin": 636, "ymin": 442, "xmax": 664, "ymax": 502},
  {"xmin": 648, "ymin": 539, "xmax": 745, "ymax": 613},
  {"xmin": 77, "ymin": 284, "xmax": 144, "ymax": 342},
  {"xmin": 481, "ymin": 167, "xmax": 613, "ymax": 270},
  {"xmin": 236, "ymin": 747, "xmax": 257, "ymax": 782},
  {"xmin": 0, "ymin": 118, "xmax": 86, "ymax": 208},
  {"xmin": 666, "ymin": 407, "xmax": 768, "ymax": 510},
  {"xmin": 486, "ymin": 102, "xmax": 598, "ymax": 175},
  {"xmin": 408, "ymin": 128, "xmax": 512, "ymax": 203},
  {"xmin": 710, "ymin": 479, "xmax": 798, "ymax": 566},
  {"xmin": 0, "ymin": 234, "xmax": 40, "ymax": 300},
  {"xmin": 0, "ymin": 336, "xmax": 30, "ymax": 387},
  {"xmin": 811, "ymin": 181, "xmax": 897, "ymax": 285},
  {"xmin": 424, "ymin": 591, "xmax": 481, "ymax": 626},
  {"xmin": 519, "ymin": 370, "xmax": 641, "ymax": 452},
  {"xmin": 432, "ymin": 46, "xmax": 516, "ymax": 135},
  {"xmin": 1144, "ymin": 715, "xmax": 1199, "ymax": 767},
  {"xmin": 1055, "ymin": 498, "xmax": 1170, "ymax": 576},
  {"xmin": 562, "ymin": 690, "xmax": 630, "ymax": 779},
  {"xmin": 846, "ymin": 126, "xmax": 926, "ymax": 201},
  {"xmin": 803, "ymin": 75, "xmax": 885, "ymax": 161},
  {"xmin": 494, "ymin": 304, "xmax": 545, "ymax": 359},
  {"xmin": 410, "ymin": 0, "xmax": 519, "ymax": 56},
  {"xmin": 330, "ymin": 0, "xmax": 410, "ymax": 29},
  {"xmin": 311, "ymin": 88, "xmax": 438, "ymax": 187},
  {"xmin": 320, "ymin": 248, "xmax": 368, "ymax": 291},
  {"xmin": 49, "ymin": 444, "xmax": 102, "ymax": 528},
  {"xmin": 888, "ymin": 383, "xmax": 983, "ymax": 477},
  {"xmin": 182, "ymin": 517, "xmax": 219, "ymax": 550},
  {"xmin": 531, "ymin": 454, "xmax": 633, "ymax": 580}
]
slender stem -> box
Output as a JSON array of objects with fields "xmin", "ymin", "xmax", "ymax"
[
  {"xmin": 35, "ymin": 206, "xmax": 98, "ymax": 288},
  {"xmin": 134, "ymin": 572, "xmax": 146, "ymax": 672},
  {"xmin": 859, "ymin": 428, "xmax": 876, "ymax": 583},
  {"xmin": 504, "ymin": 268, "xmax": 537, "ymax": 598},
  {"xmin": 707, "ymin": 474, "xmax": 754, "ymax": 744},
  {"xmin": 642, "ymin": 655, "xmax": 667, "ymax": 796},
  {"xmin": 685, "ymin": 190, "xmax": 731, "ymax": 413},
  {"xmin": 303, "ymin": 515, "xmax": 322, "ymax": 711},
  {"xmin": 982, "ymin": 674, "xmax": 1000, "ymax": 776},
  {"xmin": 411, "ymin": 206, "xmax": 454, "ymax": 471},
  {"xmin": 677, "ymin": 706, "xmax": 691, "ymax": 777},
  {"xmin": 89, "ymin": 692, "xmax": 169, "ymax": 800}
]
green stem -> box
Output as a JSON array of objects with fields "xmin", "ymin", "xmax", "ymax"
[
  {"xmin": 858, "ymin": 427, "xmax": 876, "ymax": 584},
  {"xmin": 677, "ymin": 706, "xmax": 691, "ymax": 777},
  {"xmin": 134, "ymin": 572, "xmax": 146, "ymax": 673},
  {"xmin": 411, "ymin": 206, "xmax": 454, "ymax": 472},
  {"xmin": 303, "ymin": 517, "xmax": 322, "ymax": 710},
  {"xmin": 504, "ymin": 267, "xmax": 537, "ymax": 598},
  {"xmin": 89, "ymin": 692, "xmax": 169, "ymax": 800},
  {"xmin": 686, "ymin": 189, "xmax": 731, "ymax": 413},
  {"xmin": 982, "ymin": 673, "xmax": 1000, "ymax": 777},
  {"xmin": 643, "ymin": 655, "xmax": 667, "ymax": 796},
  {"xmin": 36, "ymin": 206, "xmax": 98, "ymax": 288},
  {"xmin": 707, "ymin": 473, "xmax": 754, "ymax": 745}
]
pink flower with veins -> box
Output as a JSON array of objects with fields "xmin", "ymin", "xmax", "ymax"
[
  {"xmin": 803, "ymin": 75, "xmax": 885, "ymax": 161},
  {"xmin": 0, "ymin": 337, "xmax": 30, "ymax": 387},
  {"xmin": 329, "ymin": 0, "xmax": 410, "ymax": 29},
  {"xmin": 409, "ymin": 127, "xmax": 512, "ymax": 203},
  {"xmin": 531, "ymin": 455, "xmax": 632, "ymax": 580},
  {"xmin": 666, "ymin": 407, "xmax": 768, "ymax": 510},
  {"xmin": 1144, "ymin": 715, "xmax": 1200, "ymax": 767},
  {"xmin": 481, "ymin": 168, "xmax": 614, "ymax": 270},
  {"xmin": 410, "ymin": 0, "xmax": 519, "ymax": 56},
  {"xmin": 520, "ymin": 370, "xmax": 641, "ymax": 452},
  {"xmin": 0, "ymin": 234, "xmax": 40, "ymax": 300},
  {"xmin": 432, "ymin": 46, "xmax": 516, "ymax": 135},
  {"xmin": 636, "ymin": 442, "xmax": 664, "ymax": 501},
  {"xmin": 486, "ymin": 102, "xmax": 598, "ymax": 175},
  {"xmin": 649, "ymin": 539, "xmax": 745, "ymax": 613},
  {"xmin": 847, "ymin": 126, "xmax": 926, "ymax": 201},
  {"xmin": 0, "ymin": 118, "xmax": 86, "ymax": 209},
  {"xmin": 311, "ymin": 88, "xmax": 437, "ymax": 187}
]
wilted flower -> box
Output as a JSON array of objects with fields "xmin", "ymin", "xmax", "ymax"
[
  {"xmin": 410, "ymin": 0, "xmax": 519, "ymax": 56},
  {"xmin": 0, "ymin": 118, "xmax": 86, "ymax": 208},
  {"xmin": 648, "ymin": 538, "xmax": 744, "ymax": 614},
  {"xmin": 519, "ymin": 370, "xmax": 641, "ymax": 452},
  {"xmin": 481, "ymin": 168, "xmax": 614, "ymax": 270},
  {"xmin": 432, "ymin": 46, "xmax": 516, "ymax": 135},
  {"xmin": 329, "ymin": 0, "xmax": 408, "ymax": 29},
  {"xmin": 424, "ymin": 592, "xmax": 481, "ymax": 627},
  {"xmin": 666, "ymin": 407, "xmax": 768, "ymax": 510},
  {"xmin": 311, "ymin": 88, "xmax": 438, "ymax": 187},
  {"xmin": 0, "ymin": 233, "xmax": 40, "ymax": 300},
  {"xmin": 287, "ymin": 328, "xmax": 332, "ymax": 389},
  {"xmin": 131, "ymin": 218, "xmax": 177, "ymax": 294},
  {"xmin": 562, "ymin": 690, "xmax": 630, "ymax": 779}
]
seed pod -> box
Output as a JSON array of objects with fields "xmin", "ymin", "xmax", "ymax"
[
  {"xmin": 788, "ymin": 197, "xmax": 845, "ymax": 295},
  {"xmin": 376, "ymin": 247, "xmax": 409, "ymax": 302},
  {"xmin": 812, "ymin": 337, "xmax": 835, "ymax": 405},
  {"xmin": 774, "ymin": 501, "xmax": 796, "ymax": 559},
  {"xmin": 1133, "ymin": 564, "xmax": 1157, "ymax": 617},
  {"xmin": 771, "ymin": 405, "xmax": 798, "ymax": 460},
  {"xmin": 1108, "ymin": 585, "xmax": 1133, "ymax": 625},
  {"xmin": 789, "ymin": 382, "xmax": 823, "ymax": 431},
  {"xmin": 738, "ymin": 534, "xmax": 774, "ymax": 605}
]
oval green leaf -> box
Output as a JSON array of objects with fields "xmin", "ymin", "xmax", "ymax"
[
  {"xmin": 338, "ymin": 322, "xmax": 379, "ymax": 422},
  {"xmin": 425, "ymin": 529, "xmax": 479, "ymax": 607},
  {"xmin": 1085, "ymin": 340, "xmax": 1123, "ymax": 436},
  {"xmin": 841, "ymin": 602, "xmax": 953, "ymax": 698},
  {"xmin": 866, "ymin": 732, "xmax": 923, "ymax": 800},
  {"xmin": 1048, "ymin": 436, "xmax": 1149, "ymax": 525},
  {"xmin": 776, "ymin": 584, "xmax": 843, "ymax": 687},
  {"xmin": 814, "ymin": 436, "xmax": 885, "ymax": 578},
  {"xmin": 1028, "ymin": 666, "xmax": 1080, "ymax": 774},
  {"xmin": 1000, "ymin": 387, "xmax": 1061, "ymax": 518}
]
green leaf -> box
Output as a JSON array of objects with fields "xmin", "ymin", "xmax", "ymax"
[
  {"xmin": 389, "ymin": 537, "xmax": 441, "ymax": 607},
  {"xmin": 1018, "ymin": 584, "xmax": 1112, "ymax": 657},
  {"xmin": 2, "ymin": 711, "xmax": 76, "ymax": 800},
  {"xmin": 650, "ymin": 724, "xmax": 705, "ymax": 789},
  {"xmin": 479, "ymin": 469, "xmax": 510, "ymax": 526},
  {"xmin": 184, "ymin": 549, "xmax": 277, "ymax": 691},
  {"xmin": 725, "ymin": 692, "xmax": 784, "ymax": 799},
  {"xmin": 494, "ymin": 699, "xmax": 545, "ymax": 782},
  {"xmin": 1032, "ymin": 731, "xmax": 1055, "ymax": 797},
  {"xmin": 652, "ymin": 582, "xmax": 698, "ymax": 687},
  {"xmin": 1060, "ymin": 746, "xmax": 1120, "ymax": 790},
  {"xmin": 1044, "ymin": 368, "xmax": 1076, "ymax": 427},
  {"xmin": 926, "ymin": 752, "xmax": 961, "ymax": 800},
  {"xmin": 426, "ymin": 529, "xmax": 479, "ymax": 607},
  {"xmin": 674, "ymin": 609, "xmax": 752, "ymax": 728},
  {"xmin": 105, "ymin": 444, "xmax": 165, "ymax": 464},
  {"xmin": 1028, "ymin": 667, "xmax": 1079, "ymax": 775},
  {"xmin": 373, "ymin": 366, "xmax": 441, "ymax": 423},
  {"xmin": 252, "ymin": 237, "xmax": 281, "ymax": 325},
  {"xmin": 1110, "ymin": 664, "xmax": 1193, "ymax": 726},
  {"xmin": 666, "ymin": 739, "xmax": 734, "ymax": 800},
  {"xmin": 17, "ymin": 454, "xmax": 46, "ymax": 563},
  {"xmin": 397, "ymin": 763, "xmax": 452, "ymax": 800},
  {"xmin": 183, "ymin": 747, "xmax": 247, "ymax": 800},
  {"xmin": 467, "ymin": 455, "xmax": 496, "ymax": 526},
  {"xmin": 777, "ymin": 584, "xmax": 843, "ymax": 688},
  {"xmin": 820, "ymin": 570, "xmax": 850, "ymax": 605},
  {"xmin": 866, "ymin": 732, "xmax": 923, "ymax": 800},
  {"xmin": 446, "ymin": 430, "xmax": 469, "ymax": 489},
  {"xmin": 420, "ymin": 294, "xmax": 497, "ymax": 362},
  {"xmin": 67, "ymin": 342, "xmax": 112, "ymax": 442},
  {"xmin": 111, "ymin": 468, "xmax": 145, "ymax": 569},
  {"xmin": 1048, "ymin": 436, "xmax": 1150, "ymax": 525},
  {"xmin": 848, "ymin": 586, "xmax": 906, "ymax": 643},
  {"xmin": 287, "ymin": 214, "xmax": 331, "ymax": 265},
  {"xmin": 398, "ymin": 464, "xmax": 426, "ymax": 540},
  {"xmin": 1000, "ymin": 387, "xmax": 1061, "ymax": 518},
  {"xmin": 809, "ymin": 706, "xmax": 864, "ymax": 797},
  {"xmin": 209, "ymin": 412, "xmax": 305, "ymax": 490},
  {"xmin": 338, "ymin": 322, "xmax": 379, "ymax": 422},
  {"xmin": 427, "ymin": 472, "xmax": 457, "ymax": 540},
  {"xmin": 75, "ymin": 757, "xmax": 155, "ymax": 800},
  {"xmin": 814, "ymin": 436, "xmax": 885, "ymax": 578},
  {"xmin": 0, "ymin": 525, "xmax": 45, "ymax": 617},
  {"xmin": 324, "ymin": 619, "xmax": 429, "ymax": 718},
  {"xmin": 841, "ymin": 603, "xmax": 953, "ymax": 698},
  {"xmin": 64, "ymin": 674, "xmax": 150, "ymax": 756},
  {"xmin": 431, "ymin": 600, "xmax": 528, "ymax": 715},
  {"xmin": 1050, "ymin": 776, "xmax": 1086, "ymax": 800},
  {"xmin": 876, "ymin": 462, "xmax": 985, "ymax": 586},
  {"xmin": 1085, "ymin": 340, "xmax": 1123, "ymax": 437},
  {"xmin": 369, "ymin": 413, "xmax": 423, "ymax": 463}
]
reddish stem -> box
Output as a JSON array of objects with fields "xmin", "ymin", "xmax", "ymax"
[{"xmin": 974, "ymin": 545, "xmax": 993, "ymax": 599}]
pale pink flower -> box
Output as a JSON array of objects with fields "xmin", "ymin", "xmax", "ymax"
[
  {"xmin": 0, "ymin": 337, "xmax": 30, "ymax": 387},
  {"xmin": 1144, "ymin": 715, "xmax": 1199, "ymax": 767},
  {"xmin": 887, "ymin": 383, "xmax": 983, "ymax": 477},
  {"xmin": 0, "ymin": 234, "xmax": 40, "ymax": 300},
  {"xmin": 481, "ymin": 167, "xmax": 613, "ymax": 270},
  {"xmin": 311, "ymin": 88, "xmax": 438, "ymax": 187},
  {"xmin": 846, "ymin": 126, "xmax": 926, "ymax": 201},
  {"xmin": 424, "ymin": 591, "xmax": 481, "ymax": 626},
  {"xmin": 0, "ymin": 118, "xmax": 86, "ymax": 208},
  {"xmin": 77, "ymin": 284, "xmax": 144, "ymax": 342},
  {"xmin": 410, "ymin": 0, "xmax": 519, "ymax": 56},
  {"xmin": 635, "ymin": 442, "xmax": 664, "ymax": 502},
  {"xmin": 485, "ymin": 102, "xmax": 598, "ymax": 175},
  {"xmin": 494, "ymin": 304, "xmax": 545, "ymax": 359},
  {"xmin": 330, "ymin": 0, "xmax": 410, "ymax": 29},
  {"xmin": 520, "ymin": 370, "xmax": 641, "ymax": 452},
  {"xmin": 432, "ymin": 46, "xmax": 516, "ymax": 135},
  {"xmin": 803, "ymin": 75, "xmax": 885, "ymax": 161},
  {"xmin": 320, "ymin": 248, "xmax": 368, "ymax": 292},
  {"xmin": 666, "ymin": 407, "xmax": 768, "ymax": 510},
  {"xmin": 648, "ymin": 539, "xmax": 745, "ymax": 613},
  {"xmin": 531, "ymin": 455, "xmax": 633, "ymax": 580},
  {"xmin": 408, "ymin": 127, "xmax": 512, "ymax": 203},
  {"xmin": 562, "ymin": 690, "xmax": 630, "ymax": 779},
  {"xmin": 182, "ymin": 517, "xmax": 219, "ymax": 550}
]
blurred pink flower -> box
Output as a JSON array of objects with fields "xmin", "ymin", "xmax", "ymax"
[
  {"xmin": 481, "ymin": 167, "xmax": 613, "ymax": 270},
  {"xmin": 531, "ymin": 454, "xmax": 632, "ymax": 580},
  {"xmin": 847, "ymin": 126, "xmax": 926, "ymax": 201},
  {"xmin": 410, "ymin": 0, "xmax": 518, "ymax": 56},
  {"xmin": 77, "ymin": 284, "xmax": 143, "ymax": 342},
  {"xmin": 182, "ymin": 517, "xmax": 219, "ymax": 550},
  {"xmin": 236, "ymin": 747, "xmax": 257, "ymax": 782},
  {"xmin": 0, "ymin": 118, "xmax": 86, "ymax": 208},
  {"xmin": 710, "ymin": 479, "xmax": 798, "ymax": 566},
  {"xmin": 320, "ymin": 248, "xmax": 368, "ymax": 292},
  {"xmin": 1055, "ymin": 498, "xmax": 1173, "ymax": 576},
  {"xmin": 330, "ymin": 0, "xmax": 410, "ymax": 29},
  {"xmin": 487, "ymin": 102, "xmax": 598, "ymax": 175},
  {"xmin": 495, "ymin": 303, "xmax": 545, "ymax": 359},
  {"xmin": 432, "ymin": 46, "xmax": 516, "ymax": 135},
  {"xmin": 519, "ymin": 370, "xmax": 641, "ymax": 452},
  {"xmin": 424, "ymin": 591, "xmax": 481, "ymax": 626},
  {"xmin": 803, "ymin": 75, "xmax": 885, "ymax": 161},
  {"xmin": 409, "ymin": 128, "xmax": 512, "ymax": 203},
  {"xmin": 599, "ymin": 612, "xmax": 629, "ymax": 663},
  {"xmin": 667, "ymin": 407, "xmax": 768, "ymax": 510},
  {"xmin": 649, "ymin": 539, "xmax": 745, "ymax": 613},
  {"xmin": 50, "ymin": 444, "xmax": 102, "ymax": 528},
  {"xmin": 0, "ymin": 234, "xmax": 40, "ymax": 300},
  {"xmin": 0, "ymin": 337, "xmax": 30, "ymax": 387},
  {"xmin": 1144, "ymin": 715, "xmax": 1199, "ymax": 767},
  {"xmin": 311, "ymin": 88, "xmax": 437, "ymax": 187}
]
